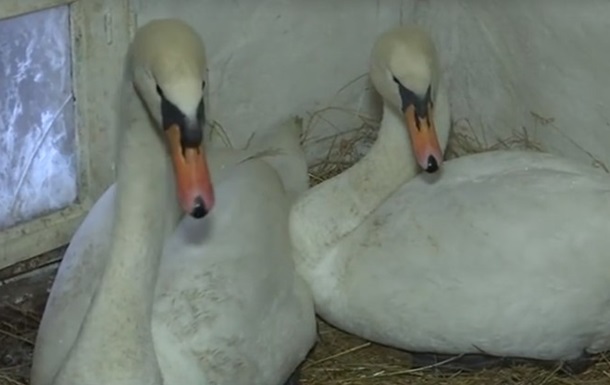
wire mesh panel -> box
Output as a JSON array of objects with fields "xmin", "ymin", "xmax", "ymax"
[{"xmin": 0, "ymin": 5, "xmax": 77, "ymax": 231}]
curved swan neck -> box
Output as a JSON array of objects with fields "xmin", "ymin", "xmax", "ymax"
[
  {"xmin": 322, "ymin": 103, "xmax": 420, "ymax": 225},
  {"xmin": 291, "ymin": 100, "xmax": 419, "ymax": 267},
  {"xmin": 348, "ymin": 102, "xmax": 421, "ymax": 199},
  {"xmin": 53, "ymin": 85, "xmax": 168, "ymax": 385},
  {"xmin": 94, "ymin": 85, "xmax": 170, "ymax": 320}
]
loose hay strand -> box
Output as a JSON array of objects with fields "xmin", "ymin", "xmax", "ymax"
[
  {"xmin": 305, "ymin": 110, "xmax": 379, "ymax": 186},
  {"xmin": 0, "ymin": 373, "xmax": 26, "ymax": 385},
  {"xmin": 305, "ymin": 343, "xmax": 373, "ymax": 369},
  {"xmin": 0, "ymin": 328, "xmax": 33, "ymax": 346}
]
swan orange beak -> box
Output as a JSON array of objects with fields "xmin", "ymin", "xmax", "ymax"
[
  {"xmin": 404, "ymin": 104, "xmax": 443, "ymax": 173},
  {"xmin": 165, "ymin": 124, "xmax": 215, "ymax": 218}
]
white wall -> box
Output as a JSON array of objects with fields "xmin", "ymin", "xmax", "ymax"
[{"xmin": 134, "ymin": 0, "xmax": 610, "ymax": 170}]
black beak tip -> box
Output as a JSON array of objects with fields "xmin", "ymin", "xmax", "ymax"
[
  {"xmin": 425, "ymin": 155, "xmax": 439, "ymax": 173},
  {"xmin": 190, "ymin": 196, "xmax": 209, "ymax": 219}
]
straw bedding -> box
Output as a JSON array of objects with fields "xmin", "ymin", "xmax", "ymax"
[{"xmin": 1, "ymin": 109, "xmax": 609, "ymax": 385}]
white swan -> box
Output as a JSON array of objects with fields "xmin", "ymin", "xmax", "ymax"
[
  {"xmin": 30, "ymin": 18, "xmax": 316, "ymax": 385},
  {"xmin": 289, "ymin": 25, "xmax": 610, "ymax": 371}
]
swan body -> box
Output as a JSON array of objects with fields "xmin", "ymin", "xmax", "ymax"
[
  {"xmin": 290, "ymin": 25, "xmax": 610, "ymax": 365},
  {"xmin": 31, "ymin": 18, "xmax": 316, "ymax": 385}
]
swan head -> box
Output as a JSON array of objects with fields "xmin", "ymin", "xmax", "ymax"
[
  {"xmin": 370, "ymin": 25, "xmax": 443, "ymax": 173},
  {"xmin": 129, "ymin": 19, "xmax": 213, "ymax": 218}
]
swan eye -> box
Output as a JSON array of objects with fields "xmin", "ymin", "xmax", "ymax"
[
  {"xmin": 201, "ymin": 81, "xmax": 206, "ymax": 90},
  {"xmin": 156, "ymin": 85, "xmax": 164, "ymax": 98},
  {"xmin": 392, "ymin": 76, "xmax": 400, "ymax": 85}
]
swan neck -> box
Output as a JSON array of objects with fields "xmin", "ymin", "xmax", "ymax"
[
  {"xmin": 55, "ymin": 86, "xmax": 168, "ymax": 384},
  {"xmin": 334, "ymin": 102, "xmax": 420, "ymax": 224},
  {"xmin": 98, "ymin": 113, "xmax": 169, "ymax": 327},
  {"xmin": 291, "ymin": 101, "xmax": 419, "ymax": 269},
  {"xmin": 353, "ymin": 102, "xmax": 421, "ymax": 193}
]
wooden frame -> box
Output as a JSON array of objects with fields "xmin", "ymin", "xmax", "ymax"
[{"xmin": 0, "ymin": 0, "xmax": 134, "ymax": 270}]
